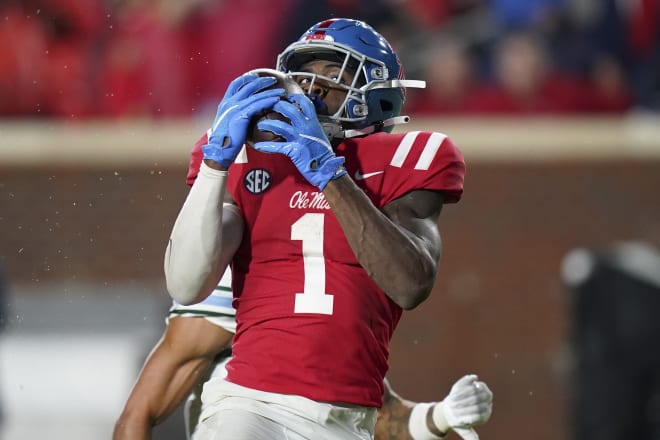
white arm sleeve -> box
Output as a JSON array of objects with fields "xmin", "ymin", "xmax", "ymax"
[{"xmin": 164, "ymin": 162, "xmax": 243, "ymax": 305}]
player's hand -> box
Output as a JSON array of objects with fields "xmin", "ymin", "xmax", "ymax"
[
  {"xmin": 434, "ymin": 374, "xmax": 493, "ymax": 440},
  {"xmin": 251, "ymin": 94, "xmax": 346, "ymax": 190},
  {"xmin": 203, "ymin": 73, "xmax": 285, "ymax": 168}
]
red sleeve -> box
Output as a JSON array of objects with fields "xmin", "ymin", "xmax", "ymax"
[
  {"xmin": 186, "ymin": 132, "xmax": 208, "ymax": 186},
  {"xmin": 419, "ymin": 134, "xmax": 465, "ymax": 203},
  {"xmin": 380, "ymin": 132, "xmax": 465, "ymax": 205}
]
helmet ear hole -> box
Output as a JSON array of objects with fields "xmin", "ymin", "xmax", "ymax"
[{"xmin": 380, "ymin": 100, "xmax": 393, "ymax": 112}]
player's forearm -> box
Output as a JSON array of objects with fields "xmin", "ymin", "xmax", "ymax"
[
  {"xmin": 378, "ymin": 379, "xmax": 445, "ymax": 440},
  {"xmin": 165, "ymin": 162, "xmax": 242, "ymax": 304},
  {"xmin": 114, "ymin": 348, "xmax": 215, "ymax": 439},
  {"xmin": 375, "ymin": 394, "xmax": 416, "ymax": 440},
  {"xmin": 151, "ymin": 357, "xmax": 215, "ymax": 424},
  {"xmin": 113, "ymin": 408, "xmax": 152, "ymax": 440},
  {"xmin": 323, "ymin": 176, "xmax": 437, "ymax": 309},
  {"xmin": 379, "ymin": 399, "xmax": 449, "ymax": 440},
  {"xmin": 114, "ymin": 347, "xmax": 182, "ymax": 439}
]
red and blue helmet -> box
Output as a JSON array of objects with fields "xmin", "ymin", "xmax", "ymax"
[{"xmin": 276, "ymin": 18, "xmax": 425, "ymax": 138}]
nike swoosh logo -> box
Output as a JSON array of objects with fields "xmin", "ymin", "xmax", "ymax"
[{"xmin": 354, "ymin": 170, "xmax": 384, "ymax": 180}]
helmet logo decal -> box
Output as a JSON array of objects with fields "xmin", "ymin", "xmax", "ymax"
[
  {"xmin": 305, "ymin": 34, "xmax": 335, "ymax": 42},
  {"xmin": 304, "ymin": 18, "xmax": 339, "ymax": 42}
]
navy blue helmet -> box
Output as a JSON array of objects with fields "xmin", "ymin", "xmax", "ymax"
[{"xmin": 277, "ymin": 18, "xmax": 425, "ymax": 138}]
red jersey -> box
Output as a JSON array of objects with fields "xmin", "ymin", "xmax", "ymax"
[{"xmin": 187, "ymin": 131, "xmax": 465, "ymax": 406}]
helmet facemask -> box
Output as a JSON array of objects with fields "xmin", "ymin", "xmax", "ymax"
[{"xmin": 277, "ymin": 44, "xmax": 368, "ymax": 133}]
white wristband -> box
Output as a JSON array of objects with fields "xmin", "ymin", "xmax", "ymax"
[
  {"xmin": 432, "ymin": 401, "xmax": 450, "ymax": 433},
  {"xmin": 409, "ymin": 403, "xmax": 445, "ymax": 440}
]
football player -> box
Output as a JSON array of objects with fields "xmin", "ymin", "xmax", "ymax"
[{"xmin": 165, "ymin": 18, "xmax": 475, "ymax": 439}]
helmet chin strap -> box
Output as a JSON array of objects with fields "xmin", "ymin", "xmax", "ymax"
[{"xmin": 324, "ymin": 115, "xmax": 411, "ymax": 140}]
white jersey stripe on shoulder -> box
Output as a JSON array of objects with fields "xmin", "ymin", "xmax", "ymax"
[
  {"xmin": 390, "ymin": 131, "xmax": 420, "ymax": 167},
  {"xmin": 414, "ymin": 132, "xmax": 447, "ymax": 170}
]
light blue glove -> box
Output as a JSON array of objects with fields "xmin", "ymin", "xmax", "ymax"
[
  {"xmin": 252, "ymin": 94, "xmax": 346, "ymax": 190},
  {"xmin": 202, "ymin": 73, "xmax": 284, "ymax": 168}
]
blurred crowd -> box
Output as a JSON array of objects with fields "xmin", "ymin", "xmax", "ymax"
[{"xmin": 0, "ymin": 0, "xmax": 658, "ymax": 120}]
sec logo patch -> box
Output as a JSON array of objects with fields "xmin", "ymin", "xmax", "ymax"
[{"xmin": 244, "ymin": 168, "xmax": 272, "ymax": 194}]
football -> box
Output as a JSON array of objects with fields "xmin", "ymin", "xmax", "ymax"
[{"xmin": 245, "ymin": 68, "xmax": 303, "ymax": 147}]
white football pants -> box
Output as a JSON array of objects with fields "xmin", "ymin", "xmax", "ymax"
[{"xmin": 191, "ymin": 379, "xmax": 376, "ymax": 440}]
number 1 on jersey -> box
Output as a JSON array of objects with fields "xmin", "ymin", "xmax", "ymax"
[{"xmin": 291, "ymin": 213, "xmax": 334, "ymax": 315}]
